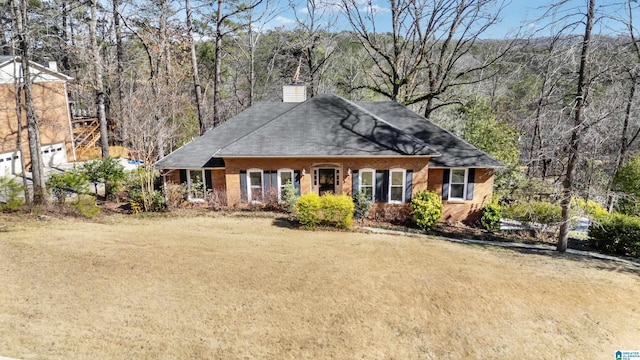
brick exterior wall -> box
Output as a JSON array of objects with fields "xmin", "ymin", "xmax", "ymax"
[
  {"xmin": 223, "ymin": 157, "xmax": 431, "ymax": 205},
  {"xmin": 160, "ymin": 159, "xmax": 496, "ymax": 222},
  {"xmin": 0, "ymin": 82, "xmax": 72, "ymax": 164},
  {"xmin": 427, "ymin": 168, "xmax": 495, "ymax": 222}
]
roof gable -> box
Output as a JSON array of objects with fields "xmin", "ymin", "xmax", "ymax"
[{"xmin": 0, "ymin": 56, "xmax": 72, "ymax": 84}]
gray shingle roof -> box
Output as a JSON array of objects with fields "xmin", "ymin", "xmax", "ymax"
[
  {"xmin": 355, "ymin": 101, "xmax": 504, "ymax": 168},
  {"xmin": 155, "ymin": 94, "xmax": 503, "ymax": 169},
  {"xmin": 155, "ymin": 102, "xmax": 297, "ymax": 168}
]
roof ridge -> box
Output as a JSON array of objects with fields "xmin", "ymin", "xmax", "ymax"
[
  {"xmin": 340, "ymin": 97, "xmax": 441, "ymax": 157},
  {"xmin": 214, "ymin": 100, "xmax": 308, "ymax": 156}
]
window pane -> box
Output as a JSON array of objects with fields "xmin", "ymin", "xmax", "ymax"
[
  {"xmin": 363, "ymin": 187, "xmax": 373, "ymax": 200},
  {"xmin": 361, "ymin": 172, "xmax": 373, "ymax": 186},
  {"xmin": 450, "ymin": 184, "xmax": 464, "ymax": 199},
  {"xmin": 451, "ymin": 169, "xmax": 466, "ymax": 184},
  {"xmin": 281, "ymin": 172, "xmax": 292, "ymax": 186},
  {"xmin": 249, "ymin": 172, "xmax": 262, "ymax": 187},
  {"xmin": 189, "ymin": 170, "xmax": 203, "ymax": 184},
  {"xmin": 390, "ymin": 187, "xmax": 403, "ymax": 202},
  {"xmin": 391, "ymin": 171, "xmax": 403, "ymax": 185}
]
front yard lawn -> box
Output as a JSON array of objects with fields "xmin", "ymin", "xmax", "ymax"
[{"xmin": 0, "ymin": 214, "xmax": 638, "ymax": 359}]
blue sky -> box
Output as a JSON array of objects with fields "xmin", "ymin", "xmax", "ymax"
[{"xmin": 263, "ymin": 0, "xmax": 636, "ymax": 39}]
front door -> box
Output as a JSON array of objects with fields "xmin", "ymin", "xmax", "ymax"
[{"xmin": 318, "ymin": 168, "xmax": 335, "ymax": 195}]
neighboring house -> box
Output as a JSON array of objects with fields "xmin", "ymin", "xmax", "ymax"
[
  {"xmin": 0, "ymin": 55, "xmax": 75, "ymax": 175},
  {"xmin": 155, "ymin": 91, "xmax": 503, "ymax": 222}
]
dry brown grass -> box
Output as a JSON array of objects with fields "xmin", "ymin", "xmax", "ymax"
[{"xmin": 0, "ymin": 213, "xmax": 639, "ymax": 359}]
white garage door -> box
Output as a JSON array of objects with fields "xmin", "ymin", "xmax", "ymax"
[
  {"xmin": 41, "ymin": 142, "xmax": 68, "ymax": 168},
  {"xmin": 0, "ymin": 150, "xmax": 22, "ymax": 176}
]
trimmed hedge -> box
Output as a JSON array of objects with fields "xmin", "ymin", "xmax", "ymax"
[
  {"xmin": 296, "ymin": 193, "xmax": 354, "ymax": 229},
  {"xmin": 503, "ymin": 201, "xmax": 562, "ymax": 225},
  {"xmin": 411, "ymin": 190, "xmax": 442, "ymax": 231},
  {"xmin": 588, "ymin": 213, "xmax": 640, "ymax": 257}
]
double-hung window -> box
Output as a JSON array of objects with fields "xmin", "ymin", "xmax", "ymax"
[
  {"xmin": 188, "ymin": 169, "xmax": 206, "ymax": 200},
  {"xmin": 389, "ymin": 168, "xmax": 406, "ymax": 203},
  {"xmin": 449, "ymin": 168, "xmax": 467, "ymax": 200},
  {"xmin": 277, "ymin": 168, "xmax": 294, "ymax": 202},
  {"xmin": 358, "ymin": 169, "xmax": 375, "ymax": 202},
  {"xmin": 247, "ymin": 169, "xmax": 263, "ymax": 202}
]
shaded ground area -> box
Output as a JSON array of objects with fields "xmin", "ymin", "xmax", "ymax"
[{"xmin": 0, "ymin": 214, "xmax": 638, "ymax": 359}]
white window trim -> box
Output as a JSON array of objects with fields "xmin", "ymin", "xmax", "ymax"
[
  {"xmin": 388, "ymin": 168, "xmax": 406, "ymax": 204},
  {"xmin": 187, "ymin": 169, "xmax": 206, "ymax": 201},
  {"xmin": 277, "ymin": 168, "xmax": 294, "ymax": 202},
  {"xmin": 247, "ymin": 168, "xmax": 264, "ymax": 203},
  {"xmin": 448, "ymin": 168, "xmax": 468, "ymax": 201},
  {"xmin": 358, "ymin": 168, "xmax": 376, "ymax": 202}
]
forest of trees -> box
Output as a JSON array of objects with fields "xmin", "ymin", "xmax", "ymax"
[{"xmin": 3, "ymin": 0, "xmax": 640, "ymax": 249}]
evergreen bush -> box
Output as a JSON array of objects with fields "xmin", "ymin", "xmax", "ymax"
[
  {"xmin": 588, "ymin": 213, "xmax": 640, "ymax": 257},
  {"xmin": 481, "ymin": 201, "xmax": 502, "ymax": 231},
  {"xmin": 320, "ymin": 194, "xmax": 354, "ymax": 228},
  {"xmin": 0, "ymin": 176, "xmax": 24, "ymax": 211},
  {"xmin": 353, "ymin": 190, "xmax": 373, "ymax": 219},
  {"xmin": 281, "ymin": 180, "xmax": 298, "ymax": 213},
  {"xmin": 411, "ymin": 190, "xmax": 442, "ymax": 231},
  {"xmin": 46, "ymin": 167, "xmax": 90, "ymax": 204},
  {"xmin": 503, "ymin": 201, "xmax": 562, "ymax": 225},
  {"xmin": 296, "ymin": 193, "xmax": 322, "ymax": 228}
]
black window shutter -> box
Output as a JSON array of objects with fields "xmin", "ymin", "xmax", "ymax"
[
  {"xmin": 375, "ymin": 170, "xmax": 384, "ymax": 202},
  {"xmin": 442, "ymin": 169, "xmax": 450, "ymax": 200},
  {"xmin": 240, "ymin": 170, "xmax": 247, "ymax": 201},
  {"xmin": 351, "ymin": 170, "xmax": 359, "ymax": 198},
  {"xmin": 466, "ymin": 168, "xmax": 475, "ymax": 200},
  {"xmin": 405, "ymin": 170, "xmax": 413, "ymax": 203},
  {"xmin": 382, "ymin": 170, "xmax": 389, "ymax": 202},
  {"xmin": 294, "ymin": 170, "xmax": 301, "ymax": 196},
  {"xmin": 179, "ymin": 169, "xmax": 187, "ymax": 184},
  {"xmin": 205, "ymin": 170, "xmax": 212, "ymax": 191}
]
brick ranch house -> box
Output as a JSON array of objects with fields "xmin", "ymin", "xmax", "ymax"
[
  {"xmin": 155, "ymin": 93, "xmax": 503, "ymax": 222},
  {"xmin": 0, "ymin": 55, "xmax": 75, "ymax": 175}
]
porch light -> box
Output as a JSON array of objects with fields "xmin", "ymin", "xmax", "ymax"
[
  {"xmin": 347, "ymin": 168, "xmax": 351, "ymax": 176},
  {"xmin": 302, "ymin": 168, "xmax": 306, "ymax": 176}
]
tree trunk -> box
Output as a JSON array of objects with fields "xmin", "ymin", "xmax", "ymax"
[
  {"xmin": 9, "ymin": 0, "xmax": 31, "ymax": 203},
  {"xmin": 113, "ymin": 0, "xmax": 125, "ymax": 134},
  {"xmin": 12, "ymin": 0, "xmax": 47, "ymax": 204},
  {"xmin": 558, "ymin": 0, "xmax": 594, "ymax": 252},
  {"xmin": 213, "ymin": 0, "xmax": 223, "ymax": 127},
  {"xmin": 186, "ymin": 0, "xmax": 205, "ymax": 134},
  {"xmin": 89, "ymin": 0, "xmax": 109, "ymax": 158}
]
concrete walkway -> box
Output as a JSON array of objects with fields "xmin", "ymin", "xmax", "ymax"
[{"xmin": 361, "ymin": 226, "xmax": 640, "ymax": 269}]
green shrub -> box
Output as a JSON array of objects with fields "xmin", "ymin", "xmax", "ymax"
[
  {"xmin": 46, "ymin": 167, "xmax": 90, "ymax": 204},
  {"xmin": 296, "ymin": 193, "xmax": 355, "ymax": 229},
  {"xmin": 71, "ymin": 195, "xmax": 100, "ymax": 218},
  {"xmin": 320, "ymin": 194, "xmax": 354, "ymax": 228},
  {"xmin": 503, "ymin": 201, "xmax": 562, "ymax": 225},
  {"xmin": 481, "ymin": 202, "xmax": 502, "ymax": 231},
  {"xmin": 0, "ymin": 176, "xmax": 24, "ymax": 211},
  {"xmin": 296, "ymin": 193, "xmax": 322, "ymax": 228},
  {"xmin": 411, "ymin": 190, "xmax": 442, "ymax": 231},
  {"xmin": 353, "ymin": 190, "xmax": 373, "ymax": 219},
  {"xmin": 588, "ymin": 213, "xmax": 640, "ymax": 257},
  {"xmin": 281, "ymin": 180, "xmax": 298, "ymax": 213},
  {"xmin": 130, "ymin": 189, "xmax": 165, "ymax": 214},
  {"xmin": 572, "ymin": 197, "xmax": 608, "ymax": 220}
]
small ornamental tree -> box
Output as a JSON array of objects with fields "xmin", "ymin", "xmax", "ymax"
[
  {"xmin": 82, "ymin": 157, "xmax": 126, "ymax": 200},
  {"xmin": 411, "ymin": 190, "xmax": 442, "ymax": 231}
]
